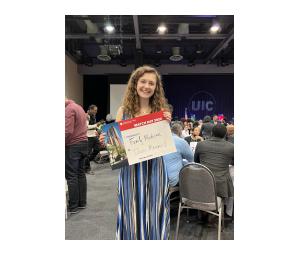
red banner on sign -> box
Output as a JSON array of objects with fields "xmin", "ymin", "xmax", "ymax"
[{"xmin": 119, "ymin": 111, "xmax": 165, "ymax": 131}]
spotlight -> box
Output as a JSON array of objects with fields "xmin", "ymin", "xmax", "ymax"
[
  {"xmin": 169, "ymin": 47, "xmax": 183, "ymax": 62},
  {"xmin": 157, "ymin": 24, "xmax": 167, "ymax": 34},
  {"xmin": 104, "ymin": 24, "xmax": 115, "ymax": 33},
  {"xmin": 210, "ymin": 23, "xmax": 221, "ymax": 34}
]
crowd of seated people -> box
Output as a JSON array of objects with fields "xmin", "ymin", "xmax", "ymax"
[
  {"xmin": 167, "ymin": 114, "xmax": 234, "ymax": 187},
  {"xmin": 166, "ymin": 115, "xmax": 234, "ymax": 222},
  {"xmin": 82, "ymin": 108, "xmax": 234, "ymax": 197},
  {"xmin": 194, "ymin": 124, "xmax": 234, "ymax": 199}
]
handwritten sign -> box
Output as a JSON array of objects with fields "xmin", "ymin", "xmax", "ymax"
[{"xmin": 119, "ymin": 111, "xmax": 176, "ymax": 165}]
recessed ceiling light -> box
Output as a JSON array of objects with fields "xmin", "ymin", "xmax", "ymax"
[
  {"xmin": 210, "ymin": 23, "xmax": 221, "ymax": 34},
  {"xmin": 104, "ymin": 24, "xmax": 115, "ymax": 33},
  {"xmin": 157, "ymin": 24, "xmax": 167, "ymax": 34}
]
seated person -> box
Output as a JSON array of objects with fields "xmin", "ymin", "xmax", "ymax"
[
  {"xmin": 194, "ymin": 124, "xmax": 234, "ymax": 198},
  {"xmin": 200, "ymin": 115, "xmax": 214, "ymax": 140},
  {"xmin": 226, "ymin": 124, "xmax": 234, "ymax": 144},
  {"xmin": 181, "ymin": 121, "xmax": 190, "ymax": 138},
  {"xmin": 193, "ymin": 121, "xmax": 199, "ymax": 128},
  {"xmin": 184, "ymin": 126, "xmax": 203, "ymax": 145},
  {"xmin": 163, "ymin": 123, "xmax": 194, "ymax": 187}
]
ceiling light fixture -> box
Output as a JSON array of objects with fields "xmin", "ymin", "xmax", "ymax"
[
  {"xmin": 210, "ymin": 23, "xmax": 221, "ymax": 34},
  {"xmin": 97, "ymin": 46, "xmax": 111, "ymax": 61},
  {"xmin": 104, "ymin": 24, "xmax": 115, "ymax": 33},
  {"xmin": 157, "ymin": 23, "xmax": 167, "ymax": 34},
  {"xmin": 169, "ymin": 47, "xmax": 183, "ymax": 62}
]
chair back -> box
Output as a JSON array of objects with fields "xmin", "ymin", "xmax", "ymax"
[{"xmin": 179, "ymin": 163, "xmax": 218, "ymax": 206}]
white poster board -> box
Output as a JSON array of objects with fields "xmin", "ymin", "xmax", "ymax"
[{"xmin": 110, "ymin": 84, "xmax": 126, "ymax": 119}]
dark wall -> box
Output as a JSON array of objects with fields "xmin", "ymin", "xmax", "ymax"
[
  {"xmin": 83, "ymin": 74, "xmax": 234, "ymax": 121},
  {"xmin": 163, "ymin": 74, "xmax": 234, "ymax": 121},
  {"xmin": 83, "ymin": 75, "xmax": 109, "ymax": 121},
  {"xmin": 83, "ymin": 74, "xmax": 130, "ymax": 121}
]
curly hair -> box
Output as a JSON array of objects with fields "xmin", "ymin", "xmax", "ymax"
[{"xmin": 122, "ymin": 65, "xmax": 169, "ymax": 117}]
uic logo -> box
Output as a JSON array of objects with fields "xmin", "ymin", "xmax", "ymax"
[
  {"xmin": 188, "ymin": 91, "xmax": 216, "ymax": 113},
  {"xmin": 191, "ymin": 100, "xmax": 214, "ymax": 111}
]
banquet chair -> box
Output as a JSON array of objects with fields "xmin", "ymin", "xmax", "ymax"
[
  {"xmin": 169, "ymin": 186, "xmax": 180, "ymax": 209},
  {"xmin": 175, "ymin": 163, "xmax": 224, "ymax": 240},
  {"xmin": 169, "ymin": 185, "xmax": 180, "ymax": 210},
  {"xmin": 169, "ymin": 186, "xmax": 180, "ymax": 202}
]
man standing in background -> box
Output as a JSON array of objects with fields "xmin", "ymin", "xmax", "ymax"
[
  {"xmin": 85, "ymin": 105, "xmax": 101, "ymax": 175},
  {"xmin": 65, "ymin": 98, "xmax": 88, "ymax": 214},
  {"xmin": 212, "ymin": 114, "xmax": 218, "ymax": 125}
]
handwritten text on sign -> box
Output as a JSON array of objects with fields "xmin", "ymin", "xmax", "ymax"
[{"xmin": 119, "ymin": 111, "xmax": 176, "ymax": 165}]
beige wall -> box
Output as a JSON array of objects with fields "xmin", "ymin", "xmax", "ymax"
[{"xmin": 65, "ymin": 55, "xmax": 83, "ymax": 105}]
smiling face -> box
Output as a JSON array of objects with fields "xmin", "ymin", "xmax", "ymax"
[
  {"xmin": 89, "ymin": 107, "xmax": 98, "ymax": 116},
  {"xmin": 136, "ymin": 72, "xmax": 157, "ymax": 100},
  {"xmin": 192, "ymin": 127, "xmax": 200, "ymax": 136}
]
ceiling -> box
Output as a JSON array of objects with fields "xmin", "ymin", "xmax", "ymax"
[{"xmin": 65, "ymin": 15, "xmax": 234, "ymax": 67}]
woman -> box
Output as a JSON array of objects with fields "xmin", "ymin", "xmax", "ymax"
[
  {"xmin": 181, "ymin": 121, "xmax": 190, "ymax": 138},
  {"xmin": 184, "ymin": 126, "xmax": 204, "ymax": 145},
  {"xmin": 115, "ymin": 66, "xmax": 171, "ymax": 240}
]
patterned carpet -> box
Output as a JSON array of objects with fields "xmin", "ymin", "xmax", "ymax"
[{"xmin": 65, "ymin": 162, "xmax": 234, "ymax": 240}]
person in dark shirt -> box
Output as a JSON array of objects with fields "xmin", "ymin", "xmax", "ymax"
[
  {"xmin": 184, "ymin": 126, "xmax": 203, "ymax": 145},
  {"xmin": 212, "ymin": 114, "xmax": 218, "ymax": 125},
  {"xmin": 200, "ymin": 115, "xmax": 214, "ymax": 140},
  {"xmin": 193, "ymin": 121, "xmax": 199, "ymax": 128},
  {"xmin": 194, "ymin": 124, "xmax": 234, "ymax": 198},
  {"xmin": 85, "ymin": 105, "xmax": 101, "ymax": 174}
]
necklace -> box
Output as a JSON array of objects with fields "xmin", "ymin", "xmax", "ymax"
[{"xmin": 140, "ymin": 108, "xmax": 151, "ymax": 114}]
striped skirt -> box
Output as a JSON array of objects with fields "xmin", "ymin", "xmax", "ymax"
[{"xmin": 116, "ymin": 157, "xmax": 170, "ymax": 240}]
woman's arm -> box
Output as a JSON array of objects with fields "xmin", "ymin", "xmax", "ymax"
[{"xmin": 116, "ymin": 106, "xmax": 124, "ymax": 122}]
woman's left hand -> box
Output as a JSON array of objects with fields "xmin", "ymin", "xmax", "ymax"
[
  {"xmin": 163, "ymin": 111, "xmax": 172, "ymax": 123},
  {"xmin": 99, "ymin": 133, "xmax": 106, "ymax": 146}
]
